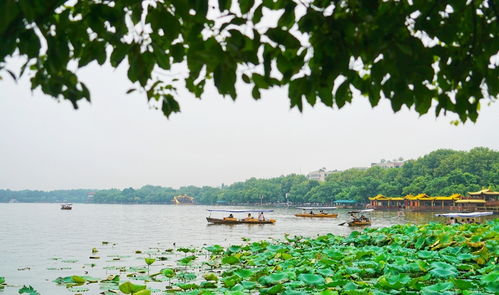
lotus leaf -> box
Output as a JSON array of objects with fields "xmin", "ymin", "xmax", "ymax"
[
  {"xmin": 421, "ymin": 282, "xmax": 454, "ymax": 293},
  {"xmin": 204, "ymin": 273, "xmax": 218, "ymax": 281},
  {"xmin": 228, "ymin": 246, "xmax": 242, "ymax": 253},
  {"xmin": 119, "ymin": 281, "xmax": 146, "ymax": 294},
  {"xmin": 298, "ymin": 273, "xmax": 324, "ymax": 286},
  {"xmin": 200, "ymin": 281, "xmax": 217, "ymax": 288},
  {"xmin": 0, "ymin": 277, "xmax": 4, "ymax": 284},
  {"xmin": 318, "ymin": 290, "xmax": 339, "ymax": 295},
  {"xmin": 162, "ymin": 268, "xmax": 176, "ymax": 278},
  {"xmin": 222, "ymin": 256, "xmax": 240, "ymax": 265},
  {"xmin": 260, "ymin": 283, "xmax": 284, "ymax": 295},
  {"xmin": 240, "ymin": 280, "xmax": 258, "ymax": 289},
  {"xmin": 377, "ymin": 273, "xmax": 411, "ymax": 289},
  {"xmin": 205, "ymin": 245, "xmax": 224, "ymax": 254},
  {"xmin": 234, "ymin": 269, "xmax": 253, "ymax": 279},
  {"xmin": 177, "ymin": 272, "xmax": 196, "ymax": 281},
  {"xmin": 481, "ymin": 271, "xmax": 499, "ymax": 293},
  {"xmin": 316, "ymin": 268, "xmax": 335, "ymax": 277},
  {"xmin": 176, "ymin": 283, "xmax": 199, "ymax": 290},
  {"xmin": 178, "ymin": 255, "xmax": 197, "ymax": 265},
  {"xmin": 430, "ymin": 262, "xmax": 458, "ymax": 278},
  {"xmin": 18, "ymin": 285, "xmax": 40, "ymax": 295},
  {"xmin": 282, "ymin": 290, "xmax": 308, "ymax": 295},
  {"xmin": 144, "ymin": 258, "xmax": 155, "ymax": 265},
  {"xmin": 259, "ymin": 272, "xmax": 290, "ymax": 286}
]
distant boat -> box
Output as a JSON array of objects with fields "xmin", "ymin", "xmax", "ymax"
[
  {"xmin": 60, "ymin": 203, "xmax": 72, "ymax": 210},
  {"xmin": 295, "ymin": 207, "xmax": 338, "ymax": 218}
]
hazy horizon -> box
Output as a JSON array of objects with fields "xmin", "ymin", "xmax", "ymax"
[{"xmin": 1, "ymin": 61, "xmax": 498, "ymax": 191}]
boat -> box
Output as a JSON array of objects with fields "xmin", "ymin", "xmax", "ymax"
[
  {"xmin": 435, "ymin": 211, "xmax": 493, "ymax": 224},
  {"xmin": 60, "ymin": 203, "xmax": 72, "ymax": 210},
  {"xmin": 295, "ymin": 207, "xmax": 338, "ymax": 218},
  {"xmin": 206, "ymin": 209, "xmax": 276, "ymax": 224},
  {"xmin": 346, "ymin": 209, "xmax": 374, "ymax": 226}
]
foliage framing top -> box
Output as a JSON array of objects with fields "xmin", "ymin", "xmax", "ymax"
[{"xmin": 0, "ymin": 0, "xmax": 497, "ymax": 121}]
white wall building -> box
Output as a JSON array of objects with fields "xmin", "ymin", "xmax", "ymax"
[{"xmin": 307, "ymin": 168, "xmax": 338, "ymax": 182}]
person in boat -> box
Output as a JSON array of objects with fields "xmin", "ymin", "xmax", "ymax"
[
  {"xmin": 224, "ymin": 213, "xmax": 235, "ymax": 221},
  {"xmin": 350, "ymin": 213, "xmax": 359, "ymax": 222},
  {"xmin": 360, "ymin": 215, "xmax": 369, "ymax": 222},
  {"xmin": 319, "ymin": 210, "xmax": 324, "ymax": 214},
  {"xmin": 258, "ymin": 212, "xmax": 265, "ymax": 221},
  {"xmin": 449, "ymin": 217, "xmax": 456, "ymax": 225},
  {"xmin": 309, "ymin": 210, "xmax": 314, "ymax": 215},
  {"xmin": 243, "ymin": 213, "xmax": 254, "ymax": 221}
]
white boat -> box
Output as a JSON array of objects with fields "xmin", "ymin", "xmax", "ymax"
[{"xmin": 60, "ymin": 203, "xmax": 72, "ymax": 210}]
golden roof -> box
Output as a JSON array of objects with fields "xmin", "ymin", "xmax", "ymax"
[
  {"xmin": 469, "ymin": 188, "xmax": 499, "ymax": 196},
  {"xmin": 368, "ymin": 194, "xmax": 463, "ymax": 201},
  {"xmin": 368, "ymin": 194, "xmax": 386, "ymax": 200}
]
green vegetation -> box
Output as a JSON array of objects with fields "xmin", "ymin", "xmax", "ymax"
[
  {"xmin": 2, "ymin": 221, "xmax": 498, "ymax": 294},
  {"xmin": 1, "ymin": 1, "xmax": 497, "ymax": 121},
  {"xmin": 1, "ymin": 147, "xmax": 497, "ymax": 205}
]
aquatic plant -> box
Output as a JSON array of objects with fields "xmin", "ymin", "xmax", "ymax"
[{"xmin": 42, "ymin": 220, "xmax": 498, "ymax": 295}]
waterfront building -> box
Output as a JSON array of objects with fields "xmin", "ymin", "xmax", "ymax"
[{"xmin": 368, "ymin": 190, "xmax": 499, "ymax": 212}]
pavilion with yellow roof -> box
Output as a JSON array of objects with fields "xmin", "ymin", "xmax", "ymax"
[{"xmin": 368, "ymin": 188, "xmax": 499, "ymax": 212}]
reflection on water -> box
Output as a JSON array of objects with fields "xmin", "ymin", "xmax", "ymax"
[{"xmin": 0, "ymin": 203, "xmax": 494, "ymax": 294}]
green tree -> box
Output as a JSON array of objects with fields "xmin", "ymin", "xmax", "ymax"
[{"xmin": 1, "ymin": 0, "xmax": 496, "ymax": 121}]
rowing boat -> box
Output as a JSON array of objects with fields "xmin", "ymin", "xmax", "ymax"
[
  {"xmin": 206, "ymin": 217, "xmax": 276, "ymax": 224},
  {"xmin": 295, "ymin": 213, "xmax": 338, "ymax": 218},
  {"xmin": 206, "ymin": 209, "xmax": 276, "ymax": 225},
  {"xmin": 348, "ymin": 220, "xmax": 371, "ymax": 226},
  {"xmin": 294, "ymin": 207, "xmax": 338, "ymax": 218}
]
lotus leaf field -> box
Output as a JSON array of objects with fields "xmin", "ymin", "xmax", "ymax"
[{"xmin": 2, "ymin": 221, "xmax": 498, "ymax": 294}]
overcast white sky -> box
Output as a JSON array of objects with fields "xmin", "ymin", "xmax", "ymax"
[{"xmin": 1, "ymin": 61, "xmax": 498, "ymax": 190}]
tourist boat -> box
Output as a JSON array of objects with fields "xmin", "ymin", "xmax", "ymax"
[
  {"xmin": 347, "ymin": 209, "xmax": 373, "ymax": 226},
  {"xmin": 206, "ymin": 209, "xmax": 276, "ymax": 224},
  {"xmin": 435, "ymin": 211, "xmax": 493, "ymax": 224},
  {"xmin": 60, "ymin": 203, "xmax": 72, "ymax": 210},
  {"xmin": 295, "ymin": 207, "xmax": 338, "ymax": 218}
]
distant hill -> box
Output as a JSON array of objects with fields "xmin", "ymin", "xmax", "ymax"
[{"xmin": 1, "ymin": 147, "xmax": 497, "ymax": 205}]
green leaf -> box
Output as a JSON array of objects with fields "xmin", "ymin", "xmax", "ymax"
[
  {"xmin": 144, "ymin": 258, "xmax": 155, "ymax": 265},
  {"xmin": 222, "ymin": 255, "xmax": 240, "ymax": 265},
  {"xmin": 266, "ymin": 28, "xmax": 300, "ymax": 49},
  {"xmin": 218, "ymin": 0, "xmax": 232, "ymax": 11},
  {"xmin": 18, "ymin": 285, "xmax": 40, "ymax": 295},
  {"xmin": 239, "ymin": 0, "xmax": 254, "ymax": 14},
  {"xmin": 71, "ymin": 275, "xmax": 86, "ymax": 284},
  {"xmin": 161, "ymin": 268, "xmax": 175, "ymax": 278},
  {"xmin": 119, "ymin": 281, "xmax": 146, "ymax": 294},
  {"xmin": 298, "ymin": 273, "xmax": 324, "ymax": 286}
]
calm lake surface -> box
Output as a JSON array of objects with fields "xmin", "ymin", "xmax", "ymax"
[{"xmin": 0, "ymin": 203, "xmax": 490, "ymax": 294}]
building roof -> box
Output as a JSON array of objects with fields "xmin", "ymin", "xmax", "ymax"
[
  {"xmin": 469, "ymin": 188, "xmax": 499, "ymax": 196},
  {"xmin": 369, "ymin": 194, "xmax": 463, "ymax": 201},
  {"xmin": 333, "ymin": 200, "xmax": 358, "ymax": 203}
]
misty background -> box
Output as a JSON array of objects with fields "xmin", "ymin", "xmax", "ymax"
[{"xmin": 1, "ymin": 61, "xmax": 498, "ymax": 190}]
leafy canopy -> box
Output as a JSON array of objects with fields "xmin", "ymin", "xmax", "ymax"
[{"xmin": 1, "ymin": 0, "xmax": 497, "ymax": 121}]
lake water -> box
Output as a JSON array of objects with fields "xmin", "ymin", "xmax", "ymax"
[{"xmin": 0, "ymin": 203, "xmax": 483, "ymax": 294}]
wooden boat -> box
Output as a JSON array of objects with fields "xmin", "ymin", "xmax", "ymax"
[
  {"xmin": 206, "ymin": 209, "xmax": 276, "ymax": 225},
  {"xmin": 295, "ymin": 207, "xmax": 338, "ymax": 218},
  {"xmin": 295, "ymin": 213, "xmax": 338, "ymax": 218},
  {"xmin": 345, "ymin": 209, "xmax": 374, "ymax": 227},
  {"xmin": 61, "ymin": 203, "xmax": 72, "ymax": 210},
  {"xmin": 206, "ymin": 217, "xmax": 276, "ymax": 224},
  {"xmin": 348, "ymin": 220, "xmax": 371, "ymax": 226}
]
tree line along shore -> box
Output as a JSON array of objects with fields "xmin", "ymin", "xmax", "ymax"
[{"xmin": 1, "ymin": 147, "xmax": 497, "ymax": 205}]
